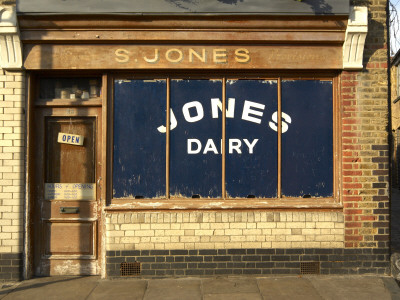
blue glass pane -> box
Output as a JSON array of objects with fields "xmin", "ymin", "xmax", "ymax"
[
  {"xmin": 113, "ymin": 79, "xmax": 166, "ymax": 198},
  {"xmin": 281, "ymin": 80, "xmax": 333, "ymax": 197},
  {"xmin": 170, "ymin": 79, "xmax": 222, "ymax": 198},
  {"xmin": 225, "ymin": 80, "xmax": 278, "ymax": 198}
]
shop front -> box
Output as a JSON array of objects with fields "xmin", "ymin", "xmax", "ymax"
[{"xmin": 13, "ymin": 0, "xmax": 391, "ymax": 278}]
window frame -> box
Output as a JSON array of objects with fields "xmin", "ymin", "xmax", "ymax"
[{"xmin": 106, "ymin": 71, "xmax": 341, "ymax": 210}]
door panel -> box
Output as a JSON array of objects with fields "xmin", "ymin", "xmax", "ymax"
[
  {"xmin": 33, "ymin": 107, "xmax": 101, "ymax": 276},
  {"xmin": 44, "ymin": 221, "xmax": 95, "ymax": 256}
]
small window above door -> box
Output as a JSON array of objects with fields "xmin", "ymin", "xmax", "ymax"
[{"xmin": 36, "ymin": 76, "xmax": 102, "ymax": 106}]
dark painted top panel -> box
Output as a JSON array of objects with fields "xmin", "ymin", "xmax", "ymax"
[{"xmin": 17, "ymin": 0, "xmax": 349, "ymax": 15}]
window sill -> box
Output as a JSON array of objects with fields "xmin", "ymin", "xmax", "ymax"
[
  {"xmin": 35, "ymin": 98, "xmax": 102, "ymax": 107},
  {"xmin": 105, "ymin": 198, "xmax": 342, "ymax": 211}
]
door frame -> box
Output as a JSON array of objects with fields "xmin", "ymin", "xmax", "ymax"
[{"xmin": 26, "ymin": 73, "xmax": 106, "ymax": 278}]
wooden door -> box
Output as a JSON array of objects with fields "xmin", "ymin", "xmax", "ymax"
[{"xmin": 33, "ymin": 107, "xmax": 102, "ymax": 276}]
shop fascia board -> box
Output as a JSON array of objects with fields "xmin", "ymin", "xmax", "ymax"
[
  {"xmin": 17, "ymin": 7, "xmax": 369, "ymax": 71},
  {"xmin": 17, "ymin": 15, "xmax": 348, "ymax": 45},
  {"xmin": 0, "ymin": 6, "xmax": 23, "ymax": 70}
]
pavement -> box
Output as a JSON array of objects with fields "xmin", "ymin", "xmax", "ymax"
[{"xmin": 1, "ymin": 275, "xmax": 400, "ymax": 300}]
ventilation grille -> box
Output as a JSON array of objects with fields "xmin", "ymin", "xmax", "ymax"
[
  {"xmin": 120, "ymin": 262, "xmax": 141, "ymax": 276},
  {"xmin": 300, "ymin": 262, "xmax": 320, "ymax": 275}
]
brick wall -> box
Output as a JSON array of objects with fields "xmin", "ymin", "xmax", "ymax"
[
  {"xmin": 0, "ymin": 70, "xmax": 25, "ymax": 281},
  {"xmin": 106, "ymin": 212, "xmax": 344, "ymax": 251},
  {"xmin": 341, "ymin": 1, "xmax": 390, "ymax": 249}
]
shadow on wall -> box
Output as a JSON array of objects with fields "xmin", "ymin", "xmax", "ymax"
[{"xmin": 363, "ymin": 19, "xmax": 386, "ymax": 70}]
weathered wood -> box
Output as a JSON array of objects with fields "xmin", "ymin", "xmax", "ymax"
[
  {"xmin": 18, "ymin": 16, "xmax": 348, "ymax": 30},
  {"xmin": 33, "ymin": 107, "xmax": 102, "ymax": 276},
  {"xmin": 23, "ymin": 44, "xmax": 343, "ymax": 70},
  {"xmin": 106, "ymin": 198, "xmax": 342, "ymax": 210},
  {"xmin": 44, "ymin": 221, "xmax": 95, "ymax": 256},
  {"xmin": 20, "ymin": 30, "xmax": 345, "ymax": 44},
  {"xmin": 18, "ymin": 17, "xmax": 347, "ymax": 47}
]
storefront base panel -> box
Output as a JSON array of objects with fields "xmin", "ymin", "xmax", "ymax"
[
  {"xmin": 0, "ymin": 253, "xmax": 23, "ymax": 281},
  {"xmin": 106, "ymin": 248, "xmax": 390, "ymax": 278},
  {"xmin": 106, "ymin": 211, "xmax": 345, "ymax": 251}
]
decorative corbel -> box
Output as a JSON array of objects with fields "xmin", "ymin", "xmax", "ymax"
[
  {"xmin": 0, "ymin": 6, "xmax": 22, "ymax": 70},
  {"xmin": 343, "ymin": 6, "xmax": 368, "ymax": 70}
]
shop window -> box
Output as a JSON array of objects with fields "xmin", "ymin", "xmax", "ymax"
[
  {"xmin": 113, "ymin": 79, "xmax": 166, "ymax": 198},
  {"xmin": 281, "ymin": 80, "xmax": 333, "ymax": 197},
  {"xmin": 170, "ymin": 79, "xmax": 222, "ymax": 198},
  {"xmin": 112, "ymin": 77, "xmax": 334, "ymax": 200},
  {"xmin": 225, "ymin": 79, "xmax": 278, "ymax": 198}
]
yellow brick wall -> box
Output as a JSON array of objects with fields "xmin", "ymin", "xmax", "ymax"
[
  {"xmin": 0, "ymin": 70, "xmax": 25, "ymax": 254},
  {"xmin": 106, "ymin": 211, "xmax": 344, "ymax": 251}
]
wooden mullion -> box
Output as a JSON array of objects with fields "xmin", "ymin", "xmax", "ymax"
[
  {"xmin": 106, "ymin": 74, "xmax": 113, "ymax": 205},
  {"xmin": 333, "ymin": 74, "xmax": 340, "ymax": 203},
  {"xmin": 166, "ymin": 78, "xmax": 170, "ymax": 199},
  {"xmin": 222, "ymin": 78, "xmax": 226, "ymax": 199},
  {"xmin": 277, "ymin": 78, "xmax": 282, "ymax": 199}
]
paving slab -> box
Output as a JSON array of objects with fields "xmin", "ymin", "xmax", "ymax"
[
  {"xmin": 143, "ymin": 278, "xmax": 202, "ymax": 300},
  {"xmin": 0, "ymin": 283, "xmax": 21, "ymax": 300},
  {"xmin": 309, "ymin": 276, "xmax": 392, "ymax": 300},
  {"xmin": 257, "ymin": 277, "xmax": 323, "ymax": 300},
  {"xmin": 87, "ymin": 279, "xmax": 147, "ymax": 300},
  {"xmin": 2, "ymin": 276, "xmax": 99, "ymax": 300},
  {"xmin": 381, "ymin": 277, "xmax": 400, "ymax": 299},
  {"xmin": 202, "ymin": 277, "xmax": 260, "ymax": 294},
  {"xmin": 204, "ymin": 293, "xmax": 263, "ymax": 300}
]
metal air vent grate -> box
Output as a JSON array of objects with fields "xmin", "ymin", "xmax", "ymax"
[
  {"xmin": 120, "ymin": 262, "xmax": 141, "ymax": 276},
  {"xmin": 300, "ymin": 262, "xmax": 320, "ymax": 275}
]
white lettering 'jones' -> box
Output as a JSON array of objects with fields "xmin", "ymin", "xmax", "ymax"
[
  {"xmin": 211, "ymin": 98, "xmax": 235, "ymax": 118},
  {"xmin": 188, "ymin": 138, "xmax": 259, "ymax": 154},
  {"xmin": 242, "ymin": 100, "xmax": 265, "ymax": 124},
  {"xmin": 182, "ymin": 101, "xmax": 204, "ymax": 122},
  {"xmin": 157, "ymin": 98, "xmax": 292, "ymax": 134},
  {"xmin": 157, "ymin": 109, "xmax": 177, "ymax": 133},
  {"xmin": 268, "ymin": 111, "xmax": 292, "ymax": 133}
]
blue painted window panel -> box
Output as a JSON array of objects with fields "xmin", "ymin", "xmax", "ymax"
[
  {"xmin": 225, "ymin": 80, "xmax": 278, "ymax": 198},
  {"xmin": 170, "ymin": 79, "xmax": 222, "ymax": 198},
  {"xmin": 281, "ymin": 80, "xmax": 333, "ymax": 197},
  {"xmin": 113, "ymin": 79, "xmax": 166, "ymax": 198}
]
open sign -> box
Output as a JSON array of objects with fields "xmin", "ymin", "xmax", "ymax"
[{"xmin": 57, "ymin": 132, "xmax": 84, "ymax": 146}]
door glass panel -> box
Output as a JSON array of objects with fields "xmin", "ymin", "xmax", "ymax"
[
  {"xmin": 113, "ymin": 79, "xmax": 166, "ymax": 199},
  {"xmin": 226, "ymin": 79, "xmax": 278, "ymax": 198},
  {"xmin": 170, "ymin": 79, "xmax": 222, "ymax": 198},
  {"xmin": 281, "ymin": 80, "xmax": 333, "ymax": 197}
]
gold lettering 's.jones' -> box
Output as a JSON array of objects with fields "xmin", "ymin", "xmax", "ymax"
[{"xmin": 115, "ymin": 48, "xmax": 250, "ymax": 64}]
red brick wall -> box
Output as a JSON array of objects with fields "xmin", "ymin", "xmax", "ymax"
[{"xmin": 341, "ymin": 1, "xmax": 390, "ymax": 248}]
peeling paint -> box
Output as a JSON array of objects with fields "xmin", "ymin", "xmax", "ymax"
[{"xmin": 52, "ymin": 260, "xmax": 97, "ymax": 276}]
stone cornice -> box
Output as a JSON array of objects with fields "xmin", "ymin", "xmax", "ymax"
[
  {"xmin": 0, "ymin": 6, "xmax": 22, "ymax": 70},
  {"xmin": 343, "ymin": 6, "xmax": 368, "ymax": 70}
]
